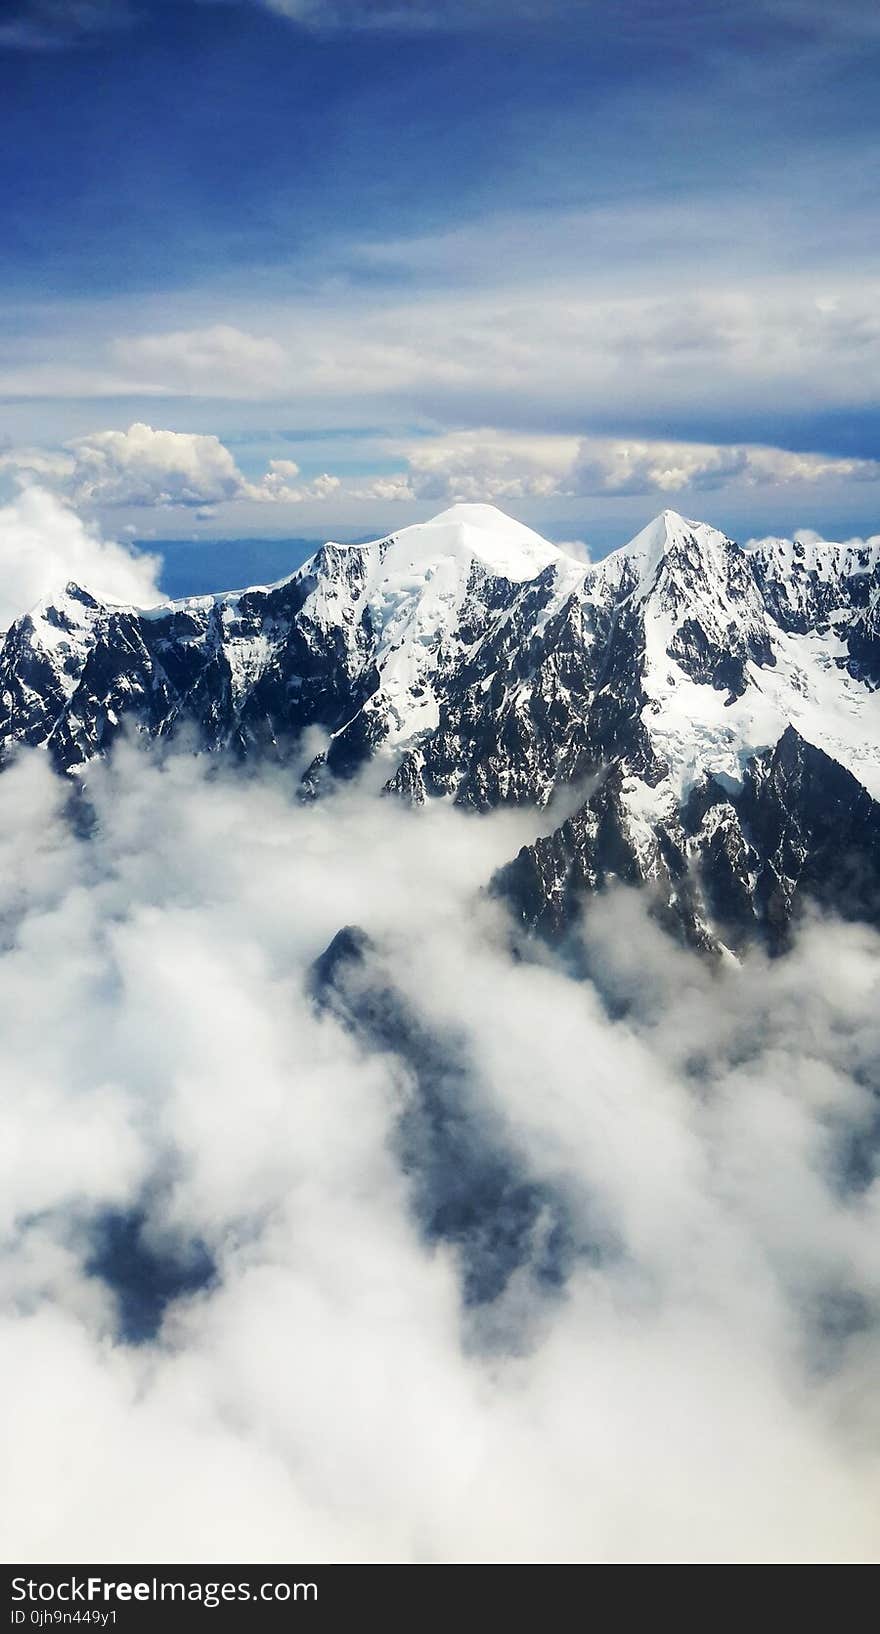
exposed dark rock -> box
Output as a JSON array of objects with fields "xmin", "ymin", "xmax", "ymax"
[{"xmin": 3, "ymin": 504, "xmax": 880, "ymax": 954}]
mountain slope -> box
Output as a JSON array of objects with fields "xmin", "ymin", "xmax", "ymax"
[
  {"xmin": 2, "ymin": 500, "xmax": 879, "ymax": 952},
  {"xmin": 0, "ymin": 504, "xmax": 575, "ymax": 779}
]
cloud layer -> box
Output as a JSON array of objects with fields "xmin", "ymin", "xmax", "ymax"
[
  {"xmin": 366, "ymin": 430, "xmax": 880, "ymax": 505},
  {"xmin": 3, "ymin": 422, "xmax": 878, "ymax": 531},
  {"xmin": 1, "ymin": 425, "xmax": 339, "ymax": 513},
  {"xmin": 0, "ymin": 732, "xmax": 879, "ymax": 1562},
  {"xmin": 8, "ymin": 276, "xmax": 880, "ymax": 417}
]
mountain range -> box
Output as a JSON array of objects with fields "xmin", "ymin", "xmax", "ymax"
[{"xmin": 2, "ymin": 501, "xmax": 879, "ymax": 954}]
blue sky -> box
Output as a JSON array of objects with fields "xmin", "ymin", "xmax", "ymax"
[{"xmin": 1, "ymin": 0, "xmax": 879, "ymax": 566}]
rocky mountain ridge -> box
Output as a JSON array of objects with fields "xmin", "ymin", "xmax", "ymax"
[{"xmin": 2, "ymin": 500, "xmax": 879, "ymax": 952}]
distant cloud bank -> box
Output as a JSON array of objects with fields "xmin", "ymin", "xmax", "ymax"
[{"xmin": 2, "ymin": 423, "xmax": 878, "ymax": 524}]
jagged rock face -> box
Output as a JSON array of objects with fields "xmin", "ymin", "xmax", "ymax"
[
  {"xmin": 0, "ymin": 568, "xmax": 375, "ymax": 772},
  {"xmin": 492, "ymin": 514, "xmax": 880, "ymax": 954},
  {"xmin": 0, "ymin": 506, "xmax": 572, "ymax": 782},
  {"xmin": 495, "ymin": 766, "xmax": 706, "ymax": 949},
  {"xmin": 708, "ymin": 727, "xmax": 880, "ymax": 949},
  {"xmin": 498, "ymin": 724, "xmax": 880, "ymax": 956},
  {"xmin": 748, "ymin": 533, "xmax": 880, "ymax": 626},
  {"xmin": 388, "ymin": 568, "xmax": 604, "ymax": 807},
  {"xmin": 2, "ymin": 500, "xmax": 880, "ymax": 952}
]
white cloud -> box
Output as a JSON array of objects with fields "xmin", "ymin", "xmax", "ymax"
[
  {"xmin": 64, "ymin": 423, "xmax": 246, "ymax": 508},
  {"xmin": 555, "ymin": 537, "xmax": 592, "ymax": 566},
  {"xmin": 364, "ymin": 429, "xmax": 880, "ymax": 506},
  {"xmin": 0, "ymin": 487, "xmax": 161, "ymax": 625},
  {"xmin": 0, "ymin": 741, "xmax": 879, "ymax": 1561},
  {"xmin": 0, "ymin": 446, "xmax": 76, "ymax": 483},
  {"xmin": 0, "ymin": 493, "xmax": 879, "ymax": 1562},
  {"xmin": 87, "ymin": 277, "xmax": 880, "ymax": 420},
  {"xmin": 379, "ymin": 430, "xmax": 579, "ymax": 503},
  {"xmin": 113, "ymin": 325, "xmax": 289, "ymax": 399},
  {"xmin": 3, "ymin": 422, "xmax": 878, "ymax": 530},
  {"xmin": 248, "ymin": 460, "xmax": 342, "ymax": 504},
  {"xmin": 6, "ymin": 256, "xmax": 880, "ymax": 429},
  {"xmin": 1, "ymin": 424, "xmax": 341, "ymax": 513},
  {"xmin": 570, "ymin": 438, "xmax": 880, "ymax": 497}
]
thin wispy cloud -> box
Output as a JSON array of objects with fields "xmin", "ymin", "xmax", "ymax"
[
  {"xmin": 255, "ymin": 0, "xmax": 565, "ymax": 27},
  {"xmin": 0, "ymin": 0, "xmax": 135, "ymax": 50}
]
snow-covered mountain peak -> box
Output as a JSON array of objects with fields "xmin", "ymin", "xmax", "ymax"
[
  {"xmin": 363, "ymin": 502, "xmax": 563, "ymax": 586},
  {"xmin": 591, "ymin": 509, "xmax": 738, "ymax": 602},
  {"xmin": 20, "ymin": 581, "xmax": 108, "ymax": 655},
  {"xmin": 290, "ymin": 505, "xmax": 573, "ymax": 749},
  {"xmin": 626, "ymin": 506, "xmax": 711, "ymax": 559}
]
